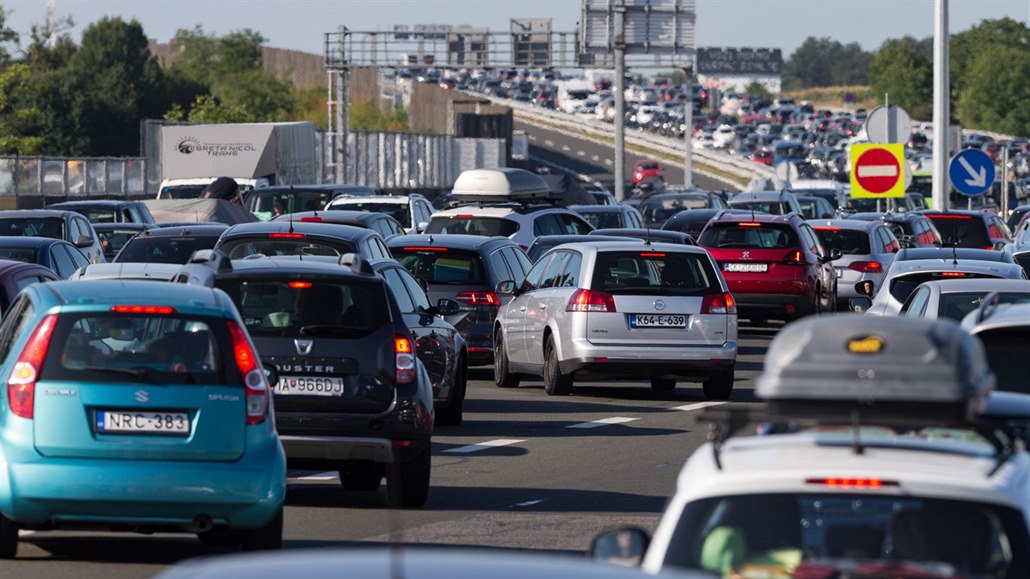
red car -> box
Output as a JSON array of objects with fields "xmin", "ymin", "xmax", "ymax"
[
  {"xmin": 750, "ymin": 149, "xmax": 774, "ymax": 166},
  {"xmin": 698, "ymin": 213, "xmax": 840, "ymax": 322},
  {"xmin": 632, "ymin": 159, "xmax": 665, "ymax": 185}
]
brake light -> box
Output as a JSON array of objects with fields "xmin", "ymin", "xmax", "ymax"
[
  {"xmin": 983, "ymin": 245, "xmax": 996, "ymax": 250},
  {"xmin": 300, "ymin": 216, "xmax": 323, "ymax": 223},
  {"xmin": 927, "ymin": 214, "xmax": 972, "ymax": 219},
  {"xmin": 782, "ymin": 250, "xmax": 804, "ymax": 265},
  {"xmin": 737, "ymin": 222, "xmax": 761, "ymax": 227},
  {"xmin": 395, "ymin": 336, "xmax": 416, "ymax": 384},
  {"xmin": 110, "ymin": 305, "xmax": 177, "ymax": 315},
  {"xmin": 814, "ymin": 227, "xmax": 841, "ymax": 231},
  {"xmin": 701, "ymin": 292, "xmax": 737, "ymax": 314},
  {"xmin": 227, "ymin": 320, "xmax": 268, "ymax": 425},
  {"xmin": 806, "ymin": 477, "xmax": 898, "ymax": 489},
  {"xmin": 288, "ymin": 281, "xmax": 312, "ymax": 289},
  {"xmin": 269, "ymin": 232, "xmax": 305, "ymax": 239},
  {"xmin": 455, "ymin": 291, "xmax": 499, "ymax": 306},
  {"xmin": 402, "ymin": 246, "xmax": 447, "ymax": 252},
  {"xmin": 640, "ymin": 252, "xmax": 666, "ymax": 257},
  {"xmin": 939, "ymin": 272, "xmax": 967, "ymax": 277},
  {"xmin": 456, "ymin": 214, "xmax": 475, "ymax": 219},
  {"xmin": 566, "ymin": 289, "xmax": 617, "ymax": 312},
  {"xmin": 7, "ymin": 314, "xmax": 57, "ymax": 419},
  {"xmin": 848, "ymin": 261, "xmax": 883, "ymax": 273}
]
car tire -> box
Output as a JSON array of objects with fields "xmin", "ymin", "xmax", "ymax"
[
  {"xmin": 436, "ymin": 355, "xmax": 467, "ymax": 426},
  {"xmin": 241, "ymin": 509, "xmax": 283, "ymax": 551},
  {"xmin": 494, "ymin": 329, "xmax": 520, "ymax": 388},
  {"xmin": 387, "ymin": 445, "xmax": 431, "ymax": 508},
  {"xmin": 650, "ymin": 378, "xmax": 677, "ymax": 392},
  {"xmin": 543, "ymin": 337, "xmax": 573, "ymax": 396},
  {"xmin": 0, "ymin": 511, "xmax": 17, "ymax": 559},
  {"xmin": 702, "ymin": 372, "xmax": 735, "ymax": 400},
  {"xmin": 339, "ymin": 462, "xmax": 384, "ymax": 492},
  {"xmin": 197, "ymin": 527, "xmax": 242, "ymax": 548}
]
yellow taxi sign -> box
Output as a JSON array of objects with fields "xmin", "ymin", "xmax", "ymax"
[
  {"xmin": 847, "ymin": 335, "xmax": 885, "ymax": 354},
  {"xmin": 850, "ymin": 144, "xmax": 906, "ymax": 199}
]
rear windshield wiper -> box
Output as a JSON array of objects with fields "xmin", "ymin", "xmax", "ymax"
[
  {"xmin": 81, "ymin": 366, "xmax": 151, "ymax": 380},
  {"xmin": 299, "ymin": 324, "xmax": 363, "ymax": 336}
]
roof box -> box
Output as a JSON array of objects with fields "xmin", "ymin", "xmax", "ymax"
[
  {"xmin": 756, "ymin": 314, "xmax": 994, "ymax": 424},
  {"xmin": 450, "ymin": 168, "xmax": 551, "ymax": 202}
]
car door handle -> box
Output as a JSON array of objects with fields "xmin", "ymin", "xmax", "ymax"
[
  {"xmin": 519, "ymin": 306, "xmax": 527, "ymax": 312},
  {"xmin": 537, "ymin": 303, "xmax": 547, "ymax": 310}
]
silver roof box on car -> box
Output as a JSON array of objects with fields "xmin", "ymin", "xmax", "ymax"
[
  {"xmin": 756, "ymin": 314, "xmax": 995, "ymax": 425},
  {"xmin": 450, "ymin": 168, "xmax": 551, "ymax": 202}
]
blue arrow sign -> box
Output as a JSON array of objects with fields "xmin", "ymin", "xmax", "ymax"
[{"xmin": 949, "ymin": 149, "xmax": 995, "ymax": 196}]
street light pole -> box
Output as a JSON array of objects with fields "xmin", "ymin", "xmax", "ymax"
[{"xmin": 683, "ymin": 65, "xmax": 693, "ymax": 189}]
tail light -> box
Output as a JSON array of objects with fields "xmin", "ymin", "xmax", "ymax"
[
  {"xmin": 848, "ymin": 261, "xmax": 883, "ymax": 273},
  {"xmin": 566, "ymin": 289, "xmax": 617, "ymax": 312},
  {"xmin": 227, "ymin": 320, "xmax": 268, "ymax": 425},
  {"xmin": 7, "ymin": 314, "xmax": 57, "ymax": 419},
  {"xmin": 455, "ymin": 291, "xmax": 499, "ymax": 306},
  {"xmin": 111, "ymin": 305, "xmax": 177, "ymax": 314},
  {"xmin": 300, "ymin": 216, "xmax": 323, "ymax": 223},
  {"xmin": 782, "ymin": 250, "xmax": 805, "ymax": 265},
  {"xmin": 395, "ymin": 336, "xmax": 416, "ymax": 384},
  {"xmin": 269, "ymin": 232, "xmax": 305, "ymax": 239},
  {"xmin": 701, "ymin": 293, "xmax": 737, "ymax": 314},
  {"xmin": 806, "ymin": 477, "xmax": 898, "ymax": 489}
]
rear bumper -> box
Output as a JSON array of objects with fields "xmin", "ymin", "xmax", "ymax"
[
  {"xmin": 559, "ymin": 341, "xmax": 736, "ymax": 380},
  {"xmin": 0, "ymin": 433, "xmax": 285, "ymax": 529},
  {"xmin": 732, "ymin": 292, "xmax": 814, "ymax": 319}
]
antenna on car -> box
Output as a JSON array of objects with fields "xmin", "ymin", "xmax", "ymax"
[
  {"xmin": 288, "ymin": 212, "xmax": 295, "ymax": 235},
  {"xmin": 951, "ymin": 240, "xmax": 959, "ymax": 265},
  {"xmin": 645, "ymin": 227, "xmax": 652, "ymax": 246}
]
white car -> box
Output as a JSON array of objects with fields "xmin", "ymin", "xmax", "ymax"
[
  {"xmin": 325, "ymin": 194, "xmax": 435, "ymax": 234},
  {"xmin": 711, "ymin": 124, "xmax": 737, "ymax": 149}
]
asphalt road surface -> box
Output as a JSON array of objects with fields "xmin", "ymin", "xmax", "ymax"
[{"xmin": 2, "ymin": 323, "xmax": 778, "ymax": 579}]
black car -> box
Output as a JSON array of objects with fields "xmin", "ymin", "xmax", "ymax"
[
  {"xmin": 847, "ymin": 212, "xmax": 943, "ymax": 248},
  {"xmin": 369, "ymin": 258, "xmax": 468, "ymax": 425},
  {"xmin": 114, "ymin": 224, "xmax": 228, "ymax": 264},
  {"xmin": 0, "ymin": 236, "xmax": 91, "ymax": 279},
  {"xmin": 46, "ymin": 200, "xmax": 156, "ymax": 225},
  {"xmin": 386, "ymin": 234, "xmax": 533, "ymax": 366},
  {"xmin": 273, "ymin": 210, "xmax": 405, "ymax": 240},
  {"xmin": 242, "ymin": 184, "xmax": 376, "ymax": 221},
  {"xmin": 176, "ymin": 254, "xmax": 434, "ymax": 508},
  {"xmin": 918, "ymin": 210, "xmax": 1012, "ymax": 249},
  {"xmin": 0, "ymin": 209, "xmax": 106, "ymax": 264},
  {"xmin": 661, "ymin": 209, "xmax": 754, "ymax": 240},
  {"xmin": 214, "ymin": 221, "xmax": 392, "ymax": 262},
  {"xmin": 637, "ymin": 192, "xmax": 727, "ymax": 227},
  {"xmin": 0, "ymin": 259, "xmax": 60, "ymax": 315},
  {"xmin": 92, "ymin": 223, "xmax": 153, "ymax": 261},
  {"xmin": 589, "ymin": 228, "xmax": 697, "ymax": 246},
  {"xmin": 568, "ymin": 205, "xmax": 644, "ymax": 230}
]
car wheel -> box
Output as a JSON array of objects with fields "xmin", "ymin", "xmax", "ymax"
[
  {"xmin": 812, "ymin": 285, "xmax": 823, "ymax": 316},
  {"xmin": 650, "ymin": 377, "xmax": 677, "ymax": 392},
  {"xmin": 0, "ymin": 511, "xmax": 17, "ymax": 559},
  {"xmin": 387, "ymin": 445, "xmax": 431, "ymax": 508},
  {"xmin": 494, "ymin": 329, "xmax": 520, "ymax": 388},
  {"xmin": 241, "ymin": 509, "xmax": 283, "ymax": 551},
  {"xmin": 542, "ymin": 337, "xmax": 573, "ymax": 396},
  {"xmin": 339, "ymin": 462, "xmax": 384, "ymax": 491},
  {"xmin": 702, "ymin": 372, "xmax": 735, "ymax": 400},
  {"xmin": 197, "ymin": 527, "xmax": 242, "ymax": 548},
  {"xmin": 436, "ymin": 355, "xmax": 467, "ymax": 426}
]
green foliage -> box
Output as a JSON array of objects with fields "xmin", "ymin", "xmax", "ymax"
[
  {"xmin": 956, "ymin": 46, "xmax": 1030, "ymax": 135},
  {"xmin": 950, "ymin": 18, "xmax": 1030, "ymax": 96},
  {"xmin": 869, "ymin": 39, "xmax": 932, "ymax": 120},
  {"xmin": 743, "ymin": 81, "xmax": 771, "ymax": 100},
  {"xmin": 349, "ymin": 98, "xmax": 409, "ymax": 132},
  {"xmin": 783, "ymin": 37, "xmax": 873, "ymax": 89},
  {"xmin": 0, "ymin": 64, "xmax": 45, "ymax": 154},
  {"xmin": 0, "ymin": 6, "xmax": 19, "ymax": 67}
]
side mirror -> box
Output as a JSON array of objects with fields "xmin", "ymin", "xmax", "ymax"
[
  {"xmin": 417, "ymin": 221, "xmax": 429, "ymax": 233},
  {"xmin": 435, "ymin": 298, "xmax": 460, "ymax": 316},
  {"xmin": 854, "ymin": 280, "xmax": 875, "ymax": 297},
  {"xmin": 263, "ymin": 364, "xmax": 279, "ymax": 388},
  {"xmin": 993, "ymin": 241, "xmax": 1008, "ymax": 251},
  {"xmin": 495, "ymin": 280, "xmax": 517, "ymax": 296},
  {"xmin": 75, "ymin": 235, "xmax": 94, "ymax": 248},
  {"xmin": 589, "ymin": 528, "xmax": 649, "ymax": 566},
  {"xmin": 849, "ymin": 297, "xmax": 873, "ymax": 313},
  {"xmin": 827, "ymin": 248, "xmax": 843, "ymax": 261}
]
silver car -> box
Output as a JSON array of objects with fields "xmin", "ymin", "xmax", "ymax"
[
  {"xmin": 961, "ymin": 301, "xmax": 1030, "ymax": 395},
  {"xmin": 493, "ymin": 242, "xmax": 738, "ymax": 399},
  {"xmin": 899, "ymin": 278, "xmax": 1030, "ymax": 321},
  {"xmin": 811, "ymin": 219, "xmax": 900, "ymax": 308},
  {"xmin": 861, "ymin": 258, "xmax": 1027, "ymax": 316}
]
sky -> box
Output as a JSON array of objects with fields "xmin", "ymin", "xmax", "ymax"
[{"xmin": 2, "ymin": 0, "xmax": 1028, "ymax": 59}]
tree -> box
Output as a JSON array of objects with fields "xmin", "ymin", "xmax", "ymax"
[
  {"xmin": 0, "ymin": 5, "xmax": 19, "ymax": 67},
  {"xmin": 955, "ymin": 45, "xmax": 1030, "ymax": 135},
  {"xmin": 0, "ymin": 64, "xmax": 45, "ymax": 154},
  {"xmin": 869, "ymin": 39, "xmax": 932, "ymax": 120},
  {"xmin": 743, "ymin": 80, "xmax": 771, "ymax": 100},
  {"xmin": 783, "ymin": 37, "xmax": 835, "ymax": 89},
  {"xmin": 951, "ymin": 18, "xmax": 1030, "ymax": 96},
  {"xmin": 827, "ymin": 42, "xmax": 874, "ymax": 87}
]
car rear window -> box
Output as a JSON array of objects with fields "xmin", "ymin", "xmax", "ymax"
[
  {"xmin": 889, "ymin": 273, "xmax": 999, "ymax": 304},
  {"xmin": 217, "ymin": 278, "xmax": 389, "ymax": 338},
  {"xmin": 98, "ymin": 229, "xmax": 142, "ymax": 258},
  {"xmin": 245, "ymin": 190, "xmax": 336, "ymax": 221},
  {"xmin": 42, "ymin": 314, "xmax": 229, "ymax": 385},
  {"xmin": 425, "ymin": 216, "xmax": 518, "ymax": 237},
  {"xmin": 976, "ymin": 327, "xmax": 1030, "ymax": 394},
  {"xmin": 160, "ymin": 185, "xmax": 207, "ymax": 199},
  {"xmin": 580, "ymin": 211, "xmax": 624, "ymax": 229},
  {"xmin": 924, "ymin": 215, "xmax": 991, "ymax": 248},
  {"xmin": 217, "ymin": 237, "xmax": 355, "ymax": 259},
  {"xmin": 699, "ymin": 223, "xmax": 798, "ymax": 249},
  {"xmin": 329, "ymin": 202, "xmax": 411, "ymax": 226},
  {"xmin": 392, "ymin": 248, "xmax": 486, "ymax": 284},
  {"xmin": 813, "ymin": 228, "xmax": 871, "ymax": 255},
  {"xmin": 937, "ymin": 292, "xmax": 1030, "ymax": 321},
  {"xmin": 0, "ymin": 247, "xmax": 38, "ymax": 263},
  {"xmin": 590, "ymin": 250, "xmax": 718, "ymax": 295},
  {"xmin": 0, "ymin": 218, "xmax": 65, "ymax": 239},
  {"xmin": 78, "ymin": 210, "xmax": 118, "ymax": 223},
  {"xmin": 115, "ymin": 236, "xmax": 219, "ymax": 264},
  {"xmin": 640, "ymin": 197, "xmax": 710, "ymax": 224}
]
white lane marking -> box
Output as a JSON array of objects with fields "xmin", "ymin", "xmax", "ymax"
[
  {"xmin": 856, "ymin": 165, "xmax": 898, "ymax": 178},
  {"xmin": 544, "ymin": 139, "xmax": 554, "ymax": 147},
  {"xmin": 567, "ymin": 416, "xmax": 640, "ymax": 429},
  {"xmin": 292, "ymin": 471, "xmax": 338, "ymax": 481},
  {"xmin": 561, "ymin": 145, "xmax": 571, "ymax": 152},
  {"xmin": 528, "ymin": 135, "xmax": 537, "ymax": 141},
  {"xmin": 577, "ymin": 150, "xmax": 586, "ymax": 157},
  {"xmin": 672, "ymin": 401, "xmax": 727, "ymax": 412},
  {"xmin": 604, "ymin": 158, "xmax": 614, "ymax": 166},
  {"xmin": 514, "ymin": 499, "xmax": 545, "ymax": 507},
  {"xmin": 591, "ymin": 155, "xmax": 600, "ymax": 161},
  {"xmin": 445, "ymin": 438, "xmax": 526, "ymax": 453},
  {"xmin": 18, "ymin": 530, "xmax": 35, "ymax": 536}
]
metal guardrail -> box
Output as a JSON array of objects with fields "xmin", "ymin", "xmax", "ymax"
[{"xmin": 0, "ymin": 156, "xmax": 147, "ymax": 205}]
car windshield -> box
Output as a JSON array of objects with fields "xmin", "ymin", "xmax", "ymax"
[
  {"xmin": 890, "ymin": 273, "xmax": 999, "ymax": 304},
  {"xmin": 41, "ymin": 314, "xmax": 227, "ymax": 385},
  {"xmin": 328, "ymin": 202, "xmax": 411, "ymax": 226},
  {"xmin": 813, "ymin": 228, "xmax": 871, "ymax": 255},
  {"xmin": 393, "ymin": 248, "xmax": 486, "ymax": 284},
  {"xmin": 97, "ymin": 229, "xmax": 142, "ymax": 260},
  {"xmin": 699, "ymin": 224, "xmax": 798, "ymax": 249},
  {"xmin": 924, "ymin": 215, "xmax": 991, "ymax": 248},
  {"xmin": 425, "ymin": 216, "xmax": 518, "ymax": 237},
  {"xmin": 217, "ymin": 278, "xmax": 388, "ymax": 338},
  {"xmin": 115, "ymin": 236, "xmax": 219, "ymax": 264},
  {"xmin": 0, "ymin": 218, "xmax": 65, "ymax": 239},
  {"xmin": 662, "ymin": 493, "xmax": 1027, "ymax": 579},
  {"xmin": 0, "ymin": 247, "xmax": 39, "ymax": 263},
  {"xmin": 580, "ymin": 211, "xmax": 624, "ymax": 229},
  {"xmin": 640, "ymin": 197, "xmax": 710, "ymax": 223},
  {"xmin": 590, "ymin": 250, "xmax": 718, "ymax": 296},
  {"xmin": 245, "ymin": 190, "xmax": 337, "ymax": 221},
  {"xmin": 976, "ymin": 327, "xmax": 1030, "ymax": 394}
]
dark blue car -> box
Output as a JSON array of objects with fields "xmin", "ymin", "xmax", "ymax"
[{"xmin": 0, "ymin": 236, "xmax": 91, "ymax": 279}]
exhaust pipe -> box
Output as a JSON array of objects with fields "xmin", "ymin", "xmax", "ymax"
[{"xmin": 186, "ymin": 514, "xmax": 213, "ymax": 533}]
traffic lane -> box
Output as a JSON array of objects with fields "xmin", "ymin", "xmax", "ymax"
[
  {"xmin": 516, "ymin": 119, "xmax": 728, "ymax": 193},
  {"xmin": 3, "ymin": 326, "xmax": 774, "ymax": 577}
]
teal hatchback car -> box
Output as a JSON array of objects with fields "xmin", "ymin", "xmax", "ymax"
[{"xmin": 0, "ymin": 280, "xmax": 286, "ymax": 557}]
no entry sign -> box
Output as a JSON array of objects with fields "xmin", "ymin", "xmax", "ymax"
[{"xmin": 850, "ymin": 144, "xmax": 905, "ymax": 198}]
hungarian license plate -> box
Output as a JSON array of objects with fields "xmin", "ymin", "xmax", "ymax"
[
  {"xmin": 95, "ymin": 411, "xmax": 190, "ymax": 435},
  {"xmin": 631, "ymin": 314, "xmax": 687, "ymax": 328},
  {"xmin": 725, "ymin": 262, "xmax": 768, "ymax": 273},
  {"xmin": 276, "ymin": 376, "xmax": 346, "ymax": 396}
]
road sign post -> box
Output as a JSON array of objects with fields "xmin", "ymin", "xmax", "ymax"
[
  {"xmin": 850, "ymin": 144, "xmax": 906, "ymax": 199},
  {"xmin": 948, "ymin": 149, "xmax": 994, "ymax": 197}
]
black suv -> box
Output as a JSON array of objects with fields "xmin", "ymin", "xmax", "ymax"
[
  {"xmin": 214, "ymin": 221, "xmax": 392, "ymax": 261},
  {"xmin": 47, "ymin": 200, "xmax": 156, "ymax": 225},
  {"xmin": 113, "ymin": 224, "xmax": 227, "ymax": 264},
  {"xmin": 919, "ymin": 209, "xmax": 1012, "ymax": 250},
  {"xmin": 176, "ymin": 254, "xmax": 434, "ymax": 507},
  {"xmin": 387, "ymin": 234, "xmax": 533, "ymax": 366}
]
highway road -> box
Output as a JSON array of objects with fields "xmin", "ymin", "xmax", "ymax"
[{"xmin": 3, "ymin": 324, "xmax": 778, "ymax": 579}]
